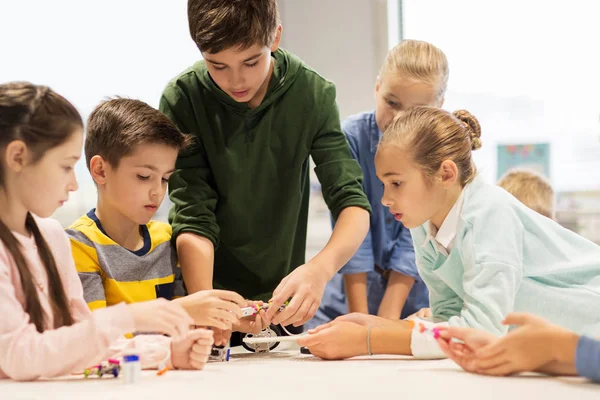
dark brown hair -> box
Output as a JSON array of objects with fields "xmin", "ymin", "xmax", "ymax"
[
  {"xmin": 0, "ymin": 81, "xmax": 82, "ymax": 332},
  {"xmin": 188, "ymin": 0, "xmax": 280, "ymax": 53},
  {"xmin": 379, "ymin": 107, "xmax": 482, "ymax": 186},
  {"xmin": 85, "ymin": 98, "xmax": 191, "ymax": 170}
]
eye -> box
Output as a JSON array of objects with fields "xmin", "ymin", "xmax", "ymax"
[
  {"xmin": 63, "ymin": 166, "xmax": 73, "ymax": 172},
  {"xmin": 162, "ymin": 177, "xmax": 169, "ymax": 183},
  {"xmin": 392, "ymin": 181, "xmax": 403, "ymax": 187},
  {"xmin": 245, "ymin": 61, "xmax": 259, "ymax": 68},
  {"xmin": 137, "ymin": 175, "xmax": 150, "ymax": 181},
  {"xmin": 213, "ymin": 65, "xmax": 226, "ymax": 71},
  {"xmin": 386, "ymin": 99, "xmax": 400, "ymax": 108}
]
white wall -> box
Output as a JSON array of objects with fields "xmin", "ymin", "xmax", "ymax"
[
  {"xmin": 0, "ymin": 0, "xmax": 202, "ymax": 223},
  {"xmin": 279, "ymin": 0, "xmax": 389, "ymax": 119}
]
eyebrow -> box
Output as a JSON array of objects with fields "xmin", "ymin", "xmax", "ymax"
[
  {"xmin": 383, "ymin": 172, "xmax": 403, "ymax": 177},
  {"xmin": 136, "ymin": 164, "xmax": 175, "ymax": 174},
  {"xmin": 204, "ymin": 52, "xmax": 262, "ymax": 66},
  {"xmin": 65, "ymin": 156, "xmax": 80, "ymax": 160}
]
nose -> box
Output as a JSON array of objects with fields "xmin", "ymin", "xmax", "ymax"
[
  {"xmin": 68, "ymin": 171, "xmax": 79, "ymax": 192},
  {"xmin": 229, "ymin": 67, "xmax": 246, "ymax": 88},
  {"xmin": 381, "ymin": 185, "xmax": 393, "ymax": 207},
  {"xmin": 150, "ymin": 180, "xmax": 162, "ymax": 199}
]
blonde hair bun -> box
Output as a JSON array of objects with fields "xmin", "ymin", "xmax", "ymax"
[{"xmin": 452, "ymin": 109, "xmax": 482, "ymax": 151}]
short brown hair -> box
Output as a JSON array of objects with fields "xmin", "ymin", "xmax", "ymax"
[
  {"xmin": 379, "ymin": 107, "xmax": 482, "ymax": 187},
  {"xmin": 498, "ymin": 169, "xmax": 554, "ymax": 218},
  {"xmin": 188, "ymin": 0, "xmax": 280, "ymax": 53},
  {"xmin": 85, "ymin": 98, "xmax": 191, "ymax": 170}
]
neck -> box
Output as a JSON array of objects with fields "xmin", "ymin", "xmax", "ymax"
[
  {"xmin": 0, "ymin": 186, "xmax": 29, "ymax": 236},
  {"xmin": 430, "ymin": 184, "xmax": 463, "ymax": 230},
  {"xmin": 95, "ymin": 196, "xmax": 143, "ymax": 251},
  {"xmin": 247, "ymin": 57, "xmax": 275, "ymax": 109}
]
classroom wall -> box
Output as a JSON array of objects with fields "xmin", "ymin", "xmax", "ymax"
[{"xmin": 279, "ymin": 0, "xmax": 390, "ymax": 119}]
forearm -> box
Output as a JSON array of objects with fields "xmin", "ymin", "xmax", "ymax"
[
  {"xmin": 370, "ymin": 321, "xmax": 414, "ymax": 355},
  {"xmin": 533, "ymin": 330, "xmax": 579, "ymax": 376},
  {"xmin": 311, "ymin": 206, "xmax": 369, "ymax": 279},
  {"xmin": 343, "ymin": 273, "xmax": 368, "ymax": 314},
  {"xmin": 176, "ymin": 232, "xmax": 215, "ymax": 293},
  {"xmin": 378, "ymin": 271, "xmax": 414, "ymax": 319},
  {"xmin": 536, "ymin": 361, "xmax": 577, "ymax": 376}
]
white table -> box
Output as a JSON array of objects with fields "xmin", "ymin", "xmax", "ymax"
[{"xmin": 2, "ymin": 343, "xmax": 599, "ymax": 400}]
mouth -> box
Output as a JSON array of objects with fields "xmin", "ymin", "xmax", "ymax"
[
  {"xmin": 231, "ymin": 89, "xmax": 250, "ymax": 98},
  {"xmin": 144, "ymin": 204, "xmax": 158, "ymax": 211},
  {"xmin": 390, "ymin": 211, "xmax": 403, "ymax": 221}
]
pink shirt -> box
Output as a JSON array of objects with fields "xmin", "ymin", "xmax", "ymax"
[{"xmin": 0, "ymin": 217, "xmax": 170, "ymax": 381}]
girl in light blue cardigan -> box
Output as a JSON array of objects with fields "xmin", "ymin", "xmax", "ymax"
[{"xmin": 299, "ymin": 106, "xmax": 600, "ymax": 360}]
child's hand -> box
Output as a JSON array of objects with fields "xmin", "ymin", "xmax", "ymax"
[
  {"xmin": 436, "ymin": 326, "xmax": 497, "ymax": 373},
  {"xmin": 234, "ymin": 301, "xmax": 270, "ymax": 334},
  {"xmin": 171, "ymin": 329, "xmax": 214, "ymax": 370},
  {"xmin": 407, "ymin": 308, "xmax": 432, "ymax": 320},
  {"xmin": 176, "ymin": 289, "xmax": 245, "ymax": 330},
  {"xmin": 473, "ymin": 313, "xmax": 574, "ymax": 376},
  {"xmin": 267, "ymin": 262, "xmax": 330, "ymax": 327},
  {"xmin": 129, "ymin": 298, "xmax": 193, "ymax": 339},
  {"xmin": 211, "ymin": 327, "xmax": 232, "ymax": 346},
  {"xmin": 297, "ymin": 320, "xmax": 368, "ymax": 360}
]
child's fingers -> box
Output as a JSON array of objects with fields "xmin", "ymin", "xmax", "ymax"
[
  {"xmin": 189, "ymin": 351, "xmax": 209, "ymax": 370},
  {"xmin": 191, "ymin": 343, "xmax": 211, "ymax": 356},
  {"xmin": 295, "ymin": 301, "xmax": 319, "ymax": 327},
  {"xmin": 212, "ymin": 290, "xmax": 246, "ymax": 307},
  {"xmin": 212, "ymin": 308, "xmax": 239, "ymax": 324},
  {"xmin": 477, "ymin": 361, "xmax": 515, "ymax": 376},
  {"xmin": 267, "ymin": 281, "xmax": 292, "ymax": 321},
  {"xmin": 442, "ymin": 326, "xmax": 476, "ymax": 342},
  {"xmin": 502, "ymin": 312, "xmax": 545, "ymax": 327},
  {"xmin": 308, "ymin": 321, "xmax": 334, "ymax": 334},
  {"xmin": 476, "ymin": 342, "xmax": 505, "ymax": 360},
  {"xmin": 288, "ymin": 299, "xmax": 312, "ymax": 327},
  {"xmin": 272, "ymin": 292, "xmax": 302, "ymax": 326},
  {"xmin": 474, "ymin": 351, "xmax": 508, "ymax": 370},
  {"xmin": 185, "ymin": 328, "xmax": 213, "ymax": 342},
  {"xmin": 297, "ymin": 331, "xmax": 323, "ymax": 347}
]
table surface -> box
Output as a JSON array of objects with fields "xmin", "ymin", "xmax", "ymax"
[{"xmin": 2, "ymin": 343, "xmax": 599, "ymax": 400}]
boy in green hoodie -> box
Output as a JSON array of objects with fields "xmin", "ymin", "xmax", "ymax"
[{"xmin": 160, "ymin": 0, "xmax": 371, "ymax": 344}]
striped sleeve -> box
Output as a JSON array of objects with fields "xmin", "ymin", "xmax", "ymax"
[{"xmin": 66, "ymin": 228, "xmax": 106, "ymax": 310}]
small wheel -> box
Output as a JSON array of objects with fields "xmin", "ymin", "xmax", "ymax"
[{"xmin": 241, "ymin": 324, "xmax": 282, "ymax": 352}]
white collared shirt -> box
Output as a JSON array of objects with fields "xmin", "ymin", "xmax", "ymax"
[{"xmin": 423, "ymin": 190, "xmax": 465, "ymax": 256}]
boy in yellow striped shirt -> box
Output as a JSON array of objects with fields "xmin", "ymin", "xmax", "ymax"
[{"xmin": 67, "ymin": 99, "xmax": 191, "ymax": 310}]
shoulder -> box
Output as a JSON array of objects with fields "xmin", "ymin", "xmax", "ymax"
[
  {"xmin": 461, "ymin": 177, "xmax": 523, "ymax": 229},
  {"xmin": 147, "ymin": 221, "xmax": 174, "ymax": 250},
  {"xmin": 283, "ymin": 49, "xmax": 336, "ymax": 99},
  {"xmin": 342, "ymin": 112, "xmax": 376, "ymax": 140}
]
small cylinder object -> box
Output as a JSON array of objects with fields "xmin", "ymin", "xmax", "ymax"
[{"xmin": 122, "ymin": 354, "xmax": 141, "ymax": 384}]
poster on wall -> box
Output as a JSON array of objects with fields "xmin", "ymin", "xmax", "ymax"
[{"xmin": 497, "ymin": 143, "xmax": 550, "ymax": 179}]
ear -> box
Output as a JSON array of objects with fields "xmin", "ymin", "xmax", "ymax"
[
  {"xmin": 374, "ymin": 75, "xmax": 382, "ymax": 100},
  {"xmin": 4, "ymin": 140, "xmax": 30, "ymax": 173},
  {"xmin": 438, "ymin": 159, "xmax": 459, "ymax": 188},
  {"xmin": 270, "ymin": 25, "xmax": 283, "ymax": 52},
  {"xmin": 89, "ymin": 155, "xmax": 109, "ymax": 185}
]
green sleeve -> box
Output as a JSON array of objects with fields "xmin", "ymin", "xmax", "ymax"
[
  {"xmin": 159, "ymin": 84, "xmax": 220, "ymax": 247},
  {"xmin": 310, "ymin": 83, "xmax": 372, "ymax": 220}
]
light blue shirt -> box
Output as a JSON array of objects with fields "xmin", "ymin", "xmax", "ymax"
[
  {"xmin": 412, "ymin": 175, "xmax": 600, "ymax": 336},
  {"xmin": 308, "ymin": 112, "xmax": 429, "ymax": 329},
  {"xmin": 576, "ymin": 336, "xmax": 600, "ymax": 382}
]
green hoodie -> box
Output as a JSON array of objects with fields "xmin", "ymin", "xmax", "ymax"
[{"xmin": 159, "ymin": 49, "xmax": 371, "ymax": 300}]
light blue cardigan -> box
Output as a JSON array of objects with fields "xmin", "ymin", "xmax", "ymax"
[{"xmin": 411, "ymin": 176, "xmax": 600, "ymax": 336}]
